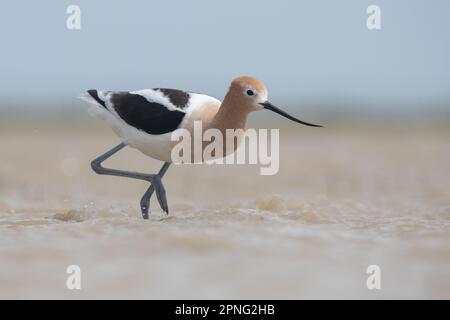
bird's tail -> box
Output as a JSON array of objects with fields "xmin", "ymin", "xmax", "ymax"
[
  {"xmin": 79, "ymin": 89, "xmax": 113, "ymax": 121},
  {"xmin": 79, "ymin": 89, "xmax": 108, "ymax": 109}
]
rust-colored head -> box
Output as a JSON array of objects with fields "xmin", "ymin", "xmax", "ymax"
[
  {"xmin": 224, "ymin": 76, "xmax": 268, "ymax": 112},
  {"xmin": 223, "ymin": 76, "xmax": 322, "ymax": 127}
]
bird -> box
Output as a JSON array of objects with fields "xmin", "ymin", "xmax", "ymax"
[{"xmin": 80, "ymin": 76, "xmax": 321, "ymax": 219}]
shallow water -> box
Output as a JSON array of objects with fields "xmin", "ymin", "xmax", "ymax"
[{"xmin": 1, "ymin": 123, "xmax": 449, "ymax": 299}]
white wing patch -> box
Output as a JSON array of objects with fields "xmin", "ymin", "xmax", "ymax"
[{"xmin": 131, "ymin": 89, "xmax": 180, "ymax": 112}]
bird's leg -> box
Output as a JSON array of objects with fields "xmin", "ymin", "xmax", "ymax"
[
  {"xmin": 91, "ymin": 142, "xmax": 170, "ymax": 217},
  {"xmin": 140, "ymin": 162, "xmax": 171, "ymax": 219}
]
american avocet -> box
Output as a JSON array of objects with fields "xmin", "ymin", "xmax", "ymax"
[{"xmin": 80, "ymin": 76, "xmax": 321, "ymax": 219}]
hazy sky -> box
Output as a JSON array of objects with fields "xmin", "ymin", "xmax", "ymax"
[{"xmin": 1, "ymin": 0, "xmax": 449, "ymax": 110}]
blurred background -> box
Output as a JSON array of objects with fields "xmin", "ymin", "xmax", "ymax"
[
  {"xmin": 1, "ymin": 0, "xmax": 449, "ymax": 121},
  {"xmin": 0, "ymin": 0, "xmax": 449, "ymax": 299}
]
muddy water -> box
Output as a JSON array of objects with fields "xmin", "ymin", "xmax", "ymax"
[{"xmin": 0, "ymin": 122, "xmax": 449, "ymax": 299}]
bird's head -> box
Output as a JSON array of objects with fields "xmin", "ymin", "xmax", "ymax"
[{"xmin": 226, "ymin": 76, "xmax": 322, "ymax": 127}]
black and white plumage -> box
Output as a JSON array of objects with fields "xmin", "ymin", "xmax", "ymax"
[
  {"xmin": 80, "ymin": 88, "xmax": 221, "ymax": 162},
  {"xmin": 80, "ymin": 76, "xmax": 321, "ymax": 219}
]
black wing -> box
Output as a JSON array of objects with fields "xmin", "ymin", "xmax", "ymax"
[
  {"xmin": 110, "ymin": 92, "xmax": 186, "ymax": 135},
  {"xmin": 155, "ymin": 88, "xmax": 190, "ymax": 109}
]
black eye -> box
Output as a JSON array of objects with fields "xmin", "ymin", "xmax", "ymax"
[{"xmin": 246, "ymin": 89, "xmax": 254, "ymax": 96}]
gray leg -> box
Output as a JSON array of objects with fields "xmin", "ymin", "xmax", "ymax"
[
  {"xmin": 91, "ymin": 142, "xmax": 170, "ymax": 218},
  {"xmin": 140, "ymin": 162, "xmax": 171, "ymax": 219}
]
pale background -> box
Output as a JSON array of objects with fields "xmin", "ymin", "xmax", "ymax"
[
  {"xmin": 1, "ymin": 0, "xmax": 449, "ymax": 113},
  {"xmin": 0, "ymin": 1, "xmax": 449, "ymax": 299}
]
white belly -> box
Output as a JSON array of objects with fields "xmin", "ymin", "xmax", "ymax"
[
  {"xmin": 123, "ymin": 128, "xmax": 175, "ymax": 162},
  {"xmin": 88, "ymin": 104, "xmax": 176, "ymax": 162}
]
